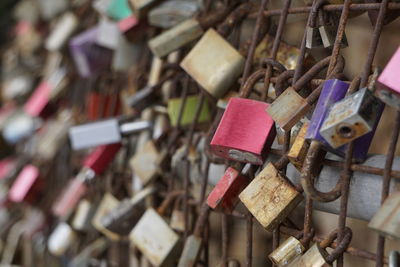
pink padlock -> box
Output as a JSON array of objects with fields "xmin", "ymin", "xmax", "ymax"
[
  {"xmin": 52, "ymin": 177, "xmax": 87, "ymax": 218},
  {"xmin": 9, "ymin": 165, "xmax": 41, "ymax": 203},
  {"xmin": 210, "ymin": 98, "xmax": 276, "ymax": 165},
  {"xmin": 376, "ymin": 46, "xmax": 400, "ymax": 109},
  {"xmin": 207, "ymin": 167, "xmax": 248, "ymax": 212},
  {"xmin": 24, "ymin": 81, "xmax": 52, "ymax": 117},
  {"xmin": 83, "ymin": 143, "xmax": 121, "ymax": 175}
]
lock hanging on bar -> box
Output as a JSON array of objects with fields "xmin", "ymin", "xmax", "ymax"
[{"xmin": 269, "ymin": 236, "xmax": 306, "ymax": 267}]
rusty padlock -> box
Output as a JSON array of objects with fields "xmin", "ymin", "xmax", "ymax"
[
  {"xmin": 368, "ymin": 191, "xmax": 400, "ymax": 240},
  {"xmin": 319, "ymin": 87, "xmax": 384, "ymax": 148},
  {"xmin": 210, "ymin": 97, "xmax": 276, "ymax": 165},
  {"xmin": 288, "ymin": 121, "xmax": 310, "ymax": 171},
  {"xmin": 239, "ymin": 163, "xmax": 303, "ymax": 231},
  {"xmin": 207, "ymin": 167, "xmax": 249, "ymax": 212},
  {"xmin": 376, "ymin": 47, "xmax": 400, "ymax": 110}
]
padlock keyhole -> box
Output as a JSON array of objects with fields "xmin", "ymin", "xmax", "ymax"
[{"xmin": 338, "ymin": 125, "xmax": 354, "ymax": 138}]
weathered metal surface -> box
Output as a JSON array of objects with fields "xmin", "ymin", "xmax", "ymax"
[
  {"xmin": 288, "ymin": 244, "xmax": 330, "ymax": 267},
  {"xmin": 288, "ymin": 121, "xmax": 310, "ymax": 171},
  {"xmin": 211, "ymin": 97, "xmax": 276, "ymax": 165},
  {"xmin": 148, "ymin": 18, "xmax": 203, "ymax": 58},
  {"xmin": 267, "ymin": 87, "xmax": 311, "ymax": 132},
  {"xmin": 269, "ymin": 236, "xmax": 305, "ymax": 267},
  {"xmin": 180, "ymin": 29, "xmax": 245, "ymax": 99},
  {"xmin": 207, "ymin": 167, "xmax": 248, "ymax": 212},
  {"xmin": 320, "ymin": 87, "xmax": 384, "ymax": 148},
  {"xmin": 129, "ymin": 140, "xmax": 161, "ymax": 185},
  {"xmin": 177, "ymin": 235, "xmax": 202, "ymax": 267},
  {"xmin": 130, "ymin": 208, "xmax": 180, "ymax": 267},
  {"xmin": 368, "ymin": 191, "xmax": 400, "ymax": 240},
  {"xmin": 239, "ymin": 163, "xmax": 303, "ymax": 231}
]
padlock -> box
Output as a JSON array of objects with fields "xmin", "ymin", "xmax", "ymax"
[
  {"xmin": 69, "ymin": 118, "xmax": 152, "ymax": 150},
  {"xmin": 105, "ymin": 0, "xmax": 133, "ymax": 20},
  {"xmin": 318, "ymin": 11, "xmax": 348, "ymax": 49},
  {"xmin": 207, "ymin": 167, "xmax": 249, "ymax": 212},
  {"xmin": 167, "ymin": 95, "xmax": 211, "ymax": 127},
  {"xmin": 239, "ymin": 163, "xmax": 303, "ymax": 231},
  {"xmin": 8, "ymin": 164, "xmax": 42, "ymax": 203},
  {"xmin": 153, "ymin": 113, "xmax": 170, "ymax": 141},
  {"xmin": 180, "ymin": 29, "xmax": 245, "ymax": 99},
  {"xmin": 48, "ymin": 222, "xmax": 77, "ymax": 256},
  {"xmin": 45, "ymin": 12, "xmax": 78, "ymax": 51},
  {"xmin": 211, "ymin": 98, "xmax": 275, "ymax": 165},
  {"xmin": 129, "ymin": 0, "xmax": 160, "ymax": 19},
  {"xmin": 130, "ymin": 208, "xmax": 180, "ymax": 267},
  {"xmin": 269, "ymin": 236, "xmax": 305, "ymax": 267},
  {"xmin": 52, "ymin": 143, "xmax": 121, "ymax": 217},
  {"xmin": 368, "ymin": 191, "xmax": 400, "ymax": 240},
  {"xmin": 289, "ymin": 243, "xmax": 330, "ymax": 267},
  {"xmin": 72, "ymin": 199, "xmax": 94, "ymax": 231},
  {"xmin": 319, "ymin": 87, "xmax": 384, "ymax": 148},
  {"xmin": 92, "ymin": 193, "xmax": 121, "ymax": 240},
  {"xmin": 148, "ymin": 0, "xmax": 201, "ymax": 29},
  {"xmin": 101, "ymin": 186, "xmax": 155, "ymax": 235},
  {"xmin": 148, "ymin": 18, "xmax": 204, "ymax": 58},
  {"xmin": 96, "ymin": 17, "xmax": 121, "ymax": 50},
  {"xmin": 287, "ymin": 122, "xmax": 310, "ymax": 171},
  {"xmin": 389, "ymin": 251, "xmax": 400, "ymax": 267},
  {"xmin": 376, "ymin": 47, "xmax": 400, "ymax": 109},
  {"xmin": 170, "ymin": 203, "xmax": 185, "ymax": 232},
  {"xmin": 306, "ymin": 25, "xmax": 324, "ymax": 50},
  {"xmin": 2, "ymin": 110, "xmax": 41, "ymax": 145},
  {"xmin": 267, "ymin": 87, "xmax": 312, "ymax": 132},
  {"xmin": 112, "ymin": 35, "xmax": 139, "ymax": 72}
]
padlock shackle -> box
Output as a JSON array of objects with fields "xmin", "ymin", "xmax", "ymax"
[
  {"xmin": 240, "ymin": 59, "xmax": 287, "ymax": 98},
  {"xmin": 193, "ymin": 202, "xmax": 211, "ymax": 237},
  {"xmin": 275, "ymin": 70, "xmax": 295, "ymax": 97},
  {"xmin": 217, "ymin": 2, "xmax": 253, "ymax": 38},
  {"xmin": 156, "ymin": 190, "xmax": 185, "ymax": 216},
  {"xmin": 300, "ymin": 140, "xmax": 345, "ymax": 202},
  {"xmin": 325, "ymin": 227, "xmax": 353, "ymax": 264},
  {"xmin": 308, "ymin": 0, "xmax": 330, "ymax": 28}
]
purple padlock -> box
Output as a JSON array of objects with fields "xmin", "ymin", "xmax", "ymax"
[{"xmin": 69, "ymin": 27, "xmax": 112, "ymax": 78}]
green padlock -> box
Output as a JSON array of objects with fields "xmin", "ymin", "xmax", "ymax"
[{"xmin": 167, "ymin": 95, "xmax": 210, "ymax": 127}]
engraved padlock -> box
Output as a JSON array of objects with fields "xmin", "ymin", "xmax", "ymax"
[
  {"xmin": 167, "ymin": 95, "xmax": 211, "ymax": 127},
  {"xmin": 207, "ymin": 167, "xmax": 249, "ymax": 212},
  {"xmin": 376, "ymin": 47, "xmax": 400, "ymax": 110},
  {"xmin": 239, "ymin": 163, "xmax": 303, "ymax": 231},
  {"xmin": 319, "ymin": 87, "xmax": 384, "ymax": 148},
  {"xmin": 130, "ymin": 208, "xmax": 180, "ymax": 267},
  {"xmin": 210, "ymin": 97, "xmax": 276, "ymax": 165},
  {"xmin": 368, "ymin": 191, "xmax": 400, "ymax": 240},
  {"xmin": 269, "ymin": 236, "xmax": 306, "ymax": 267},
  {"xmin": 69, "ymin": 118, "xmax": 152, "ymax": 150},
  {"xmin": 180, "ymin": 29, "xmax": 245, "ymax": 99}
]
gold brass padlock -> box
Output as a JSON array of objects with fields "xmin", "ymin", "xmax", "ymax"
[
  {"xmin": 368, "ymin": 191, "xmax": 400, "ymax": 240},
  {"xmin": 239, "ymin": 163, "xmax": 303, "ymax": 231},
  {"xmin": 269, "ymin": 236, "xmax": 305, "ymax": 267},
  {"xmin": 288, "ymin": 122, "xmax": 310, "ymax": 171},
  {"xmin": 180, "ymin": 29, "xmax": 245, "ymax": 99},
  {"xmin": 289, "ymin": 243, "xmax": 330, "ymax": 267}
]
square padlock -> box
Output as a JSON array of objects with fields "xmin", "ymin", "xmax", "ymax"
[
  {"xmin": 167, "ymin": 95, "xmax": 210, "ymax": 127},
  {"xmin": 267, "ymin": 87, "xmax": 311, "ymax": 132},
  {"xmin": 239, "ymin": 163, "xmax": 303, "ymax": 231},
  {"xmin": 207, "ymin": 167, "xmax": 248, "ymax": 212},
  {"xmin": 376, "ymin": 47, "xmax": 400, "ymax": 109},
  {"xmin": 319, "ymin": 87, "xmax": 384, "ymax": 148},
  {"xmin": 180, "ymin": 29, "xmax": 245, "ymax": 99},
  {"xmin": 210, "ymin": 97, "xmax": 276, "ymax": 165}
]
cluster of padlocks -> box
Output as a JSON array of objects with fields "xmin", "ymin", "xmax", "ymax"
[{"xmin": 0, "ymin": 0, "xmax": 400, "ymax": 266}]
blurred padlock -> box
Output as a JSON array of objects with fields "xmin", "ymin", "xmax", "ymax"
[
  {"xmin": 376, "ymin": 47, "xmax": 400, "ymax": 110},
  {"xmin": 239, "ymin": 163, "xmax": 303, "ymax": 231},
  {"xmin": 269, "ymin": 236, "xmax": 305, "ymax": 267},
  {"xmin": 129, "ymin": 0, "xmax": 160, "ymax": 19},
  {"xmin": 72, "ymin": 199, "xmax": 94, "ymax": 231},
  {"xmin": 181, "ymin": 29, "xmax": 245, "ymax": 99},
  {"xmin": 207, "ymin": 167, "xmax": 248, "ymax": 212},
  {"xmin": 8, "ymin": 164, "xmax": 42, "ymax": 203},
  {"xmin": 92, "ymin": 193, "xmax": 121, "ymax": 241},
  {"xmin": 211, "ymin": 98, "xmax": 275, "ymax": 165},
  {"xmin": 149, "ymin": 18, "xmax": 204, "ymax": 58},
  {"xmin": 69, "ymin": 118, "xmax": 152, "ymax": 150},
  {"xmin": 368, "ymin": 191, "xmax": 400, "ymax": 240},
  {"xmin": 167, "ymin": 95, "xmax": 210, "ymax": 127},
  {"xmin": 48, "ymin": 222, "xmax": 77, "ymax": 256},
  {"xmin": 45, "ymin": 12, "xmax": 78, "ymax": 51},
  {"xmin": 289, "ymin": 243, "xmax": 330, "ymax": 267},
  {"xmin": 320, "ymin": 87, "xmax": 384, "ymax": 148},
  {"xmin": 148, "ymin": 0, "xmax": 201, "ymax": 29},
  {"xmin": 318, "ymin": 11, "xmax": 348, "ymax": 49},
  {"xmin": 130, "ymin": 208, "xmax": 180, "ymax": 267}
]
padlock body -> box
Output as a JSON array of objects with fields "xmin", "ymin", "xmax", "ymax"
[
  {"xmin": 167, "ymin": 95, "xmax": 210, "ymax": 127},
  {"xmin": 289, "ymin": 243, "xmax": 330, "ymax": 267},
  {"xmin": 48, "ymin": 222, "xmax": 77, "ymax": 256},
  {"xmin": 149, "ymin": 19, "xmax": 203, "ymax": 58},
  {"xmin": 8, "ymin": 165, "xmax": 41, "ymax": 203},
  {"xmin": 306, "ymin": 27, "xmax": 323, "ymax": 49},
  {"xmin": 288, "ymin": 122, "xmax": 310, "ymax": 171},
  {"xmin": 130, "ymin": 208, "xmax": 180, "ymax": 267},
  {"xmin": 170, "ymin": 209, "xmax": 185, "ymax": 232},
  {"xmin": 177, "ymin": 235, "xmax": 202, "ymax": 267},
  {"xmin": 267, "ymin": 87, "xmax": 311, "ymax": 132},
  {"xmin": 269, "ymin": 236, "xmax": 305, "ymax": 267},
  {"xmin": 207, "ymin": 167, "xmax": 248, "ymax": 212},
  {"xmin": 239, "ymin": 163, "xmax": 303, "ymax": 231},
  {"xmin": 368, "ymin": 191, "xmax": 400, "ymax": 240},
  {"xmin": 319, "ymin": 25, "xmax": 348, "ymax": 49},
  {"xmin": 181, "ymin": 29, "xmax": 245, "ymax": 99},
  {"xmin": 320, "ymin": 87, "xmax": 383, "ymax": 148},
  {"xmin": 45, "ymin": 12, "xmax": 78, "ymax": 51},
  {"xmin": 130, "ymin": 141, "xmax": 160, "ymax": 185},
  {"xmin": 92, "ymin": 193, "xmax": 121, "ymax": 241},
  {"xmin": 210, "ymin": 98, "xmax": 276, "ymax": 165},
  {"xmin": 376, "ymin": 47, "xmax": 400, "ymax": 109}
]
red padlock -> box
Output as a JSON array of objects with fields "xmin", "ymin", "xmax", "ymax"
[
  {"xmin": 207, "ymin": 167, "xmax": 248, "ymax": 212},
  {"xmin": 8, "ymin": 165, "xmax": 42, "ymax": 203},
  {"xmin": 210, "ymin": 98, "xmax": 276, "ymax": 165}
]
